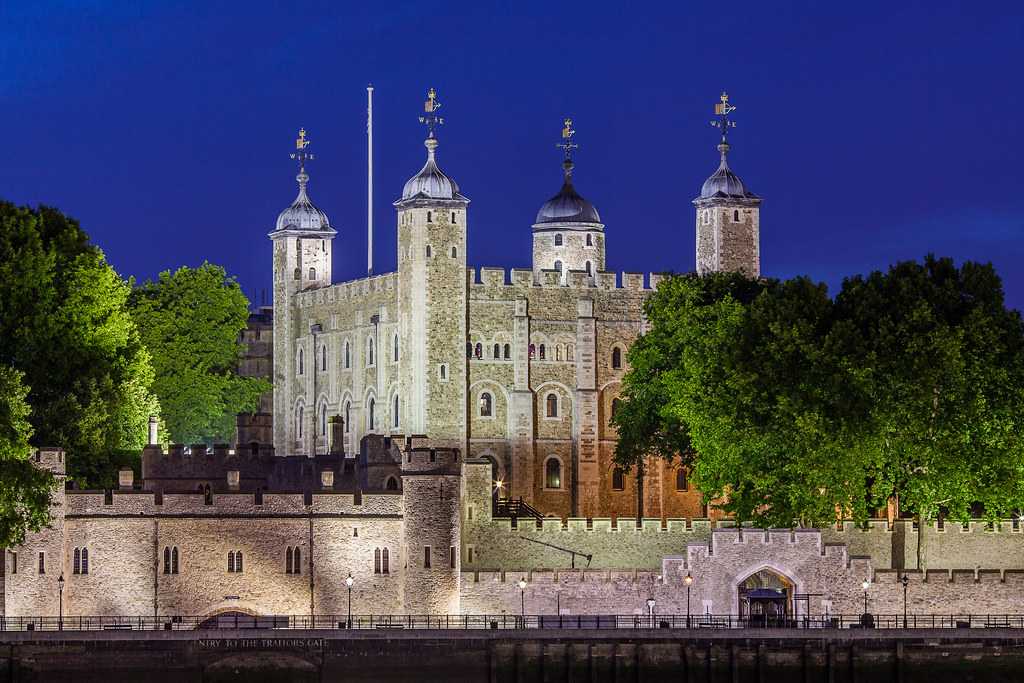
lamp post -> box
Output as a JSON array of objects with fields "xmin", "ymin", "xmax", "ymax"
[
  {"xmin": 861, "ymin": 578, "xmax": 871, "ymax": 627},
  {"xmin": 345, "ymin": 573, "xmax": 354, "ymax": 628},
  {"xmin": 518, "ymin": 578, "xmax": 527, "ymax": 626},
  {"xmin": 900, "ymin": 574, "xmax": 909, "ymax": 628},
  {"xmin": 646, "ymin": 598, "xmax": 656, "ymax": 627},
  {"xmin": 684, "ymin": 572, "xmax": 693, "ymax": 628},
  {"xmin": 57, "ymin": 574, "xmax": 65, "ymax": 631}
]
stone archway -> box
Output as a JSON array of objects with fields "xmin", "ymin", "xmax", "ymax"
[
  {"xmin": 737, "ymin": 567, "xmax": 795, "ymax": 625},
  {"xmin": 195, "ymin": 605, "xmax": 262, "ymax": 630}
]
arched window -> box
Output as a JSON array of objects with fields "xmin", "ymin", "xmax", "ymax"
[
  {"xmin": 73, "ymin": 547, "xmax": 80, "ymax": 575},
  {"xmin": 554, "ymin": 260, "xmax": 562, "ymax": 273},
  {"xmin": 612, "ymin": 467, "xmax": 625, "ymax": 491},
  {"xmin": 567, "ymin": 344, "xmax": 574, "ymax": 361},
  {"xmin": 612, "ymin": 347, "xmax": 622, "ymax": 369},
  {"xmin": 297, "ymin": 406, "xmax": 304, "ymax": 439},
  {"xmin": 676, "ymin": 468, "xmax": 688, "ymax": 492},
  {"xmin": 493, "ymin": 343, "xmax": 500, "ymax": 359},
  {"xmin": 474, "ymin": 343, "xmax": 482, "ymax": 359},
  {"xmin": 546, "ymin": 393, "xmax": 559, "ymax": 418},
  {"xmin": 320, "ymin": 404, "xmax": 327, "ymax": 436},
  {"xmin": 393, "ymin": 334, "xmax": 399, "ymax": 362},
  {"xmin": 382, "ymin": 547, "xmax": 390, "ymax": 574},
  {"xmin": 298, "ymin": 348, "xmax": 304, "ymax": 375},
  {"xmin": 733, "ymin": 209, "xmax": 740, "ymax": 222},
  {"xmin": 344, "ymin": 402, "xmax": 351, "ymax": 433},
  {"xmin": 163, "ymin": 546, "xmax": 171, "ymax": 575},
  {"xmin": 426, "ymin": 245, "xmax": 432, "ymax": 258},
  {"xmin": 385, "ymin": 476, "xmax": 399, "ymax": 491},
  {"xmin": 451, "ymin": 246, "xmax": 457, "ymax": 258},
  {"xmin": 545, "ymin": 457, "xmax": 562, "ymax": 489},
  {"xmin": 451, "ymin": 212, "xmax": 456, "ymax": 224},
  {"xmin": 227, "ymin": 551, "xmax": 235, "ymax": 573},
  {"xmin": 293, "ymin": 547, "xmax": 301, "ymax": 574},
  {"xmin": 171, "ymin": 547, "xmax": 178, "ymax": 574},
  {"xmin": 368, "ymin": 398, "xmax": 375, "ymax": 431},
  {"xmin": 81, "ymin": 548, "xmax": 89, "ymax": 574},
  {"xmin": 529, "ymin": 344, "xmax": 536, "ymax": 359},
  {"xmin": 466, "ymin": 342, "xmax": 473, "ymax": 358},
  {"xmin": 480, "ymin": 392, "xmax": 493, "ymax": 417},
  {"xmin": 426, "ymin": 211, "xmax": 433, "ymax": 223},
  {"xmin": 367, "ymin": 337, "xmax": 375, "ymax": 366},
  {"xmin": 309, "ymin": 267, "xmax": 316, "ymax": 280},
  {"xmin": 294, "ymin": 268, "xmax": 301, "ymax": 280},
  {"xmin": 556, "ymin": 346, "xmax": 562, "ymax": 361},
  {"xmin": 440, "ymin": 364, "xmax": 447, "ymax": 380},
  {"xmin": 586, "ymin": 233, "xmax": 593, "ymax": 246},
  {"xmin": 286, "ymin": 547, "xmax": 294, "ymax": 574},
  {"xmin": 585, "ymin": 261, "xmax": 592, "ymax": 275},
  {"xmin": 503, "ymin": 344, "xmax": 511, "ymax": 359},
  {"xmin": 374, "ymin": 548, "xmax": 381, "ymax": 574},
  {"xmin": 539, "ymin": 344, "xmax": 546, "ymax": 360},
  {"xmin": 393, "ymin": 394, "xmax": 400, "ymax": 428},
  {"xmin": 344, "ymin": 341, "xmax": 351, "ymax": 369},
  {"xmin": 321, "ymin": 346, "xmax": 327, "ymax": 371},
  {"xmin": 554, "ymin": 233, "xmax": 563, "ymax": 246}
]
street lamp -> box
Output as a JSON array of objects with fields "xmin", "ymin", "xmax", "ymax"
[
  {"xmin": 57, "ymin": 574, "xmax": 65, "ymax": 631},
  {"xmin": 861, "ymin": 578, "xmax": 871, "ymax": 627},
  {"xmin": 684, "ymin": 572, "xmax": 693, "ymax": 628},
  {"xmin": 900, "ymin": 574, "xmax": 910, "ymax": 628},
  {"xmin": 517, "ymin": 578, "xmax": 527, "ymax": 626},
  {"xmin": 345, "ymin": 573, "xmax": 354, "ymax": 628},
  {"xmin": 646, "ymin": 598, "xmax": 656, "ymax": 626}
]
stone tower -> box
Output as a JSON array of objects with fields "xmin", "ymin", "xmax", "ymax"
[
  {"xmin": 400, "ymin": 444, "xmax": 462, "ymax": 614},
  {"xmin": 532, "ymin": 118, "xmax": 605, "ymax": 284},
  {"xmin": 269, "ymin": 129, "xmax": 336, "ymax": 455},
  {"xmin": 395, "ymin": 89, "xmax": 469, "ymax": 452},
  {"xmin": 693, "ymin": 93, "xmax": 761, "ymax": 277}
]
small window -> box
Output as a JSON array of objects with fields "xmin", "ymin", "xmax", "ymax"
[
  {"xmin": 539, "ymin": 344, "xmax": 546, "ymax": 360},
  {"xmin": 546, "ymin": 393, "xmax": 558, "ymax": 418},
  {"xmin": 171, "ymin": 547, "xmax": 178, "ymax": 574},
  {"xmin": 344, "ymin": 341, "xmax": 351, "ymax": 369},
  {"xmin": 474, "ymin": 343, "xmax": 482, "ymax": 359},
  {"xmin": 467, "ymin": 546, "xmax": 475, "ymax": 564},
  {"xmin": 321, "ymin": 346, "xmax": 327, "ymax": 371},
  {"xmin": 81, "ymin": 548, "xmax": 88, "ymax": 575},
  {"xmin": 439, "ymin": 364, "xmax": 448, "ymax": 380},
  {"xmin": 555, "ymin": 346, "xmax": 561, "ymax": 361},
  {"xmin": 424, "ymin": 546, "xmax": 431, "ymax": 569},
  {"xmin": 567, "ymin": 344, "xmax": 574, "ymax": 361},
  {"xmin": 503, "ymin": 344, "xmax": 511, "ymax": 359},
  {"xmin": 545, "ymin": 457, "xmax": 562, "ymax": 489},
  {"xmin": 320, "ymin": 404, "xmax": 327, "ymax": 436},
  {"xmin": 298, "ymin": 348, "xmax": 304, "ymax": 375},
  {"xmin": 374, "ymin": 548, "xmax": 381, "ymax": 574},
  {"xmin": 393, "ymin": 334, "xmax": 399, "ymax": 362},
  {"xmin": 480, "ymin": 392, "xmax": 493, "ymax": 417},
  {"xmin": 586, "ymin": 233, "xmax": 593, "ymax": 246},
  {"xmin": 10, "ymin": 552, "xmax": 16, "ymax": 575},
  {"xmin": 451, "ymin": 212, "xmax": 456, "ymax": 224},
  {"xmin": 554, "ymin": 260, "xmax": 562, "ymax": 273},
  {"xmin": 493, "ymin": 343, "xmax": 500, "ymax": 359},
  {"xmin": 733, "ymin": 209, "xmax": 740, "ymax": 222},
  {"xmin": 427, "ymin": 211, "xmax": 433, "ymax": 223},
  {"xmin": 611, "ymin": 398, "xmax": 621, "ymax": 420},
  {"xmin": 585, "ymin": 261, "xmax": 592, "ymax": 275},
  {"xmin": 382, "ymin": 547, "xmax": 390, "ymax": 574},
  {"xmin": 345, "ymin": 402, "xmax": 351, "ymax": 433},
  {"xmin": 676, "ymin": 468, "xmax": 689, "ymax": 492},
  {"xmin": 294, "ymin": 268, "xmax": 301, "ymax": 280},
  {"xmin": 612, "ymin": 467, "xmax": 625, "ymax": 491},
  {"xmin": 612, "ymin": 347, "xmax": 622, "ymax": 369},
  {"xmin": 227, "ymin": 551, "xmax": 234, "ymax": 573},
  {"xmin": 426, "ymin": 245, "xmax": 432, "ymax": 258},
  {"xmin": 529, "ymin": 343, "xmax": 536, "ymax": 359},
  {"xmin": 367, "ymin": 337, "xmax": 375, "ymax": 366},
  {"xmin": 293, "ymin": 547, "xmax": 301, "ymax": 573},
  {"xmin": 466, "ymin": 342, "xmax": 473, "ymax": 358},
  {"xmin": 393, "ymin": 394, "xmax": 400, "ymax": 428},
  {"xmin": 286, "ymin": 547, "xmax": 294, "ymax": 574},
  {"xmin": 450, "ymin": 546, "xmax": 456, "ymax": 568},
  {"xmin": 368, "ymin": 398, "xmax": 375, "ymax": 431},
  {"xmin": 163, "ymin": 547, "xmax": 171, "ymax": 574},
  {"xmin": 385, "ymin": 476, "xmax": 399, "ymax": 491},
  {"xmin": 701, "ymin": 209, "xmax": 710, "ymax": 225},
  {"xmin": 73, "ymin": 547, "xmax": 81, "ymax": 575},
  {"xmin": 297, "ymin": 406, "xmax": 304, "ymax": 439},
  {"xmin": 451, "ymin": 246, "xmax": 458, "ymax": 258},
  {"xmin": 309, "ymin": 267, "xmax": 316, "ymax": 280},
  {"xmin": 554, "ymin": 233, "xmax": 563, "ymax": 246}
]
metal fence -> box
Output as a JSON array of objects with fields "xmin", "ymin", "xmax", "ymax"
[{"xmin": 3, "ymin": 613, "xmax": 1024, "ymax": 632}]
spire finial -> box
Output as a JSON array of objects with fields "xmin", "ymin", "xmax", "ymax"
[
  {"xmin": 419, "ymin": 87, "xmax": 444, "ymax": 140},
  {"xmin": 710, "ymin": 91, "xmax": 737, "ymax": 160},
  {"xmin": 556, "ymin": 117, "xmax": 578, "ymax": 179},
  {"xmin": 290, "ymin": 127, "xmax": 315, "ymax": 187}
]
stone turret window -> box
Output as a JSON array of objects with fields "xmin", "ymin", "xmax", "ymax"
[
  {"xmin": 554, "ymin": 233, "xmax": 563, "ymax": 246},
  {"xmin": 567, "ymin": 344, "xmax": 574, "ymax": 361},
  {"xmin": 344, "ymin": 402, "xmax": 351, "ymax": 432},
  {"xmin": 426, "ymin": 211, "xmax": 433, "ymax": 223},
  {"xmin": 374, "ymin": 548, "xmax": 381, "ymax": 574},
  {"xmin": 450, "ymin": 546, "xmax": 456, "ymax": 568},
  {"xmin": 701, "ymin": 209, "xmax": 710, "ymax": 225},
  {"xmin": 544, "ymin": 457, "xmax": 562, "ymax": 490},
  {"xmin": 375, "ymin": 548, "xmax": 391, "ymax": 574},
  {"xmin": 344, "ymin": 341, "xmax": 351, "ymax": 369},
  {"xmin": 393, "ymin": 334, "xmax": 400, "ymax": 362},
  {"xmin": 676, "ymin": 468, "xmax": 689, "ymax": 492},
  {"xmin": 423, "ymin": 546, "xmax": 431, "ymax": 569},
  {"xmin": 479, "ymin": 392, "xmax": 493, "ymax": 417},
  {"xmin": 503, "ymin": 344, "xmax": 511, "ymax": 359},
  {"xmin": 451, "ymin": 246, "xmax": 458, "ymax": 258},
  {"xmin": 733, "ymin": 210, "xmax": 740, "ymax": 222},
  {"xmin": 545, "ymin": 393, "xmax": 559, "ymax": 418},
  {"xmin": 586, "ymin": 233, "xmax": 593, "ymax": 247},
  {"xmin": 298, "ymin": 348, "xmax": 304, "ymax": 375},
  {"xmin": 555, "ymin": 346, "xmax": 562, "ymax": 361},
  {"xmin": 367, "ymin": 337, "xmax": 375, "ymax": 366},
  {"xmin": 585, "ymin": 261, "xmax": 592, "ymax": 276},
  {"xmin": 426, "ymin": 245, "xmax": 432, "ymax": 258},
  {"xmin": 367, "ymin": 398, "xmax": 376, "ymax": 431},
  {"xmin": 10, "ymin": 552, "xmax": 16, "ymax": 574},
  {"xmin": 529, "ymin": 343, "xmax": 535, "ymax": 359},
  {"xmin": 309, "ymin": 267, "xmax": 316, "ymax": 280},
  {"xmin": 539, "ymin": 344, "xmax": 546, "ymax": 360},
  {"xmin": 296, "ymin": 406, "xmax": 304, "ymax": 439},
  {"xmin": 451, "ymin": 212, "xmax": 456, "ymax": 224},
  {"xmin": 393, "ymin": 394, "xmax": 400, "ymax": 429},
  {"xmin": 228, "ymin": 550, "xmax": 243, "ymax": 573},
  {"xmin": 612, "ymin": 467, "xmax": 625, "ymax": 491},
  {"xmin": 492, "ymin": 343, "xmax": 500, "ymax": 359},
  {"xmin": 612, "ymin": 347, "xmax": 622, "ymax": 369},
  {"xmin": 38, "ymin": 552, "xmax": 45, "ymax": 574},
  {"xmin": 321, "ymin": 346, "xmax": 327, "ymax": 371},
  {"xmin": 320, "ymin": 403, "xmax": 327, "ymax": 436},
  {"xmin": 474, "ymin": 343, "xmax": 482, "ymax": 359},
  {"xmin": 439, "ymin": 364, "xmax": 448, "ymax": 381}
]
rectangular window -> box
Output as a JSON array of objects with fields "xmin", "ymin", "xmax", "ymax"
[
  {"xmin": 10, "ymin": 552, "xmax": 16, "ymax": 575},
  {"xmin": 38, "ymin": 552, "xmax": 45, "ymax": 574},
  {"xmin": 449, "ymin": 546, "xmax": 456, "ymax": 568},
  {"xmin": 423, "ymin": 546, "xmax": 431, "ymax": 569},
  {"xmin": 467, "ymin": 546, "xmax": 475, "ymax": 564}
]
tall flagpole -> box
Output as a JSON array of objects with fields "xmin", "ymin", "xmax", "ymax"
[{"xmin": 367, "ymin": 84, "xmax": 374, "ymax": 276}]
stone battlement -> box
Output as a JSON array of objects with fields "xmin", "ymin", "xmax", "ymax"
[
  {"xmin": 469, "ymin": 267, "xmax": 667, "ymax": 293},
  {"xmin": 295, "ymin": 271, "xmax": 398, "ymax": 308},
  {"xmin": 64, "ymin": 489, "xmax": 403, "ymax": 516}
]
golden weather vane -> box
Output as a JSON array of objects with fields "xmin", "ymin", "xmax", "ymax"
[
  {"xmin": 419, "ymin": 88, "xmax": 445, "ymax": 138},
  {"xmin": 290, "ymin": 127, "xmax": 315, "ymax": 172},
  {"xmin": 711, "ymin": 91, "xmax": 737, "ymax": 145},
  {"xmin": 556, "ymin": 117, "xmax": 578, "ymax": 162}
]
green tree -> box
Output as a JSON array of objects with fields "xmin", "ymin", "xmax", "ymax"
[
  {"xmin": 128, "ymin": 263, "xmax": 269, "ymax": 444},
  {"xmin": 0, "ymin": 366, "xmax": 56, "ymax": 548},
  {"xmin": 0, "ymin": 201, "xmax": 160, "ymax": 488}
]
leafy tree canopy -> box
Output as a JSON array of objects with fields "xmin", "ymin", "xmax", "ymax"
[
  {"xmin": 0, "ymin": 201, "xmax": 160, "ymax": 488},
  {"xmin": 128, "ymin": 263, "xmax": 269, "ymax": 444},
  {"xmin": 614, "ymin": 257, "xmax": 1024, "ymax": 529},
  {"xmin": 0, "ymin": 366, "xmax": 56, "ymax": 548}
]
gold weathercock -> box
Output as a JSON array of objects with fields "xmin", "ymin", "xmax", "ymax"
[
  {"xmin": 290, "ymin": 127, "xmax": 315, "ymax": 173},
  {"xmin": 557, "ymin": 117, "xmax": 578, "ymax": 161},
  {"xmin": 419, "ymin": 87, "xmax": 444, "ymax": 138},
  {"xmin": 711, "ymin": 91, "xmax": 737, "ymax": 148}
]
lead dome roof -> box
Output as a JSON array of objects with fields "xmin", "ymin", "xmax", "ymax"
[
  {"xmin": 534, "ymin": 160, "xmax": 602, "ymax": 226},
  {"xmin": 275, "ymin": 171, "xmax": 335, "ymax": 233}
]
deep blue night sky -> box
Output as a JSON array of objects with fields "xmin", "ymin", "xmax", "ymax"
[{"xmin": 2, "ymin": 1, "xmax": 1022, "ymax": 307}]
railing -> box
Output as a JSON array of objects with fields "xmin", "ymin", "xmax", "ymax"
[
  {"xmin": 494, "ymin": 496, "xmax": 544, "ymax": 522},
  {"xmin": 3, "ymin": 613, "xmax": 1024, "ymax": 632}
]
